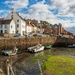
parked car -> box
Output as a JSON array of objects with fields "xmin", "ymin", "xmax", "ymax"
[
  {"xmin": 33, "ymin": 34, "xmax": 37, "ymax": 37},
  {"xmin": 33, "ymin": 33, "xmax": 43, "ymax": 37},
  {"xmin": 14, "ymin": 34, "xmax": 20, "ymax": 37}
]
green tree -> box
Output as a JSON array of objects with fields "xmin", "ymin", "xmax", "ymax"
[{"xmin": 40, "ymin": 20, "xmax": 50, "ymax": 25}]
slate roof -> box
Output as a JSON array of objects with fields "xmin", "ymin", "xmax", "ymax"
[
  {"xmin": 0, "ymin": 19, "xmax": 12, "ymax": 24},
  {"xmin": 16, "ymin": 12, "xmax": 24, "ymax": 21}
]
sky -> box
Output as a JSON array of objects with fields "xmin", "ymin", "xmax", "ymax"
[{"xmin": 0, "ymin": 0, "xmax": 75, "ymax": 34}]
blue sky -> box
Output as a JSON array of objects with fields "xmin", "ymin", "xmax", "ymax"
[{"xmin": 0, "ymin": 0, "xmax": 75, "ymax": 34}]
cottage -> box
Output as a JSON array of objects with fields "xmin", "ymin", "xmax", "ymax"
[
  {"xmin": 5, "ymin": 8, "xmax": 26, "ymax": 36},
  {"xmin": 25, "ymin": 20, "xmax": 40, "ymax": 34},
  {"xmin": 0, "ymin": 19, "xmax": 15, "ymax": 34}
]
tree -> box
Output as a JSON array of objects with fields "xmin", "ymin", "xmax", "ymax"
[{"xmin": 40, "ymin": 20, "xmax": 50, "ymax": 25}]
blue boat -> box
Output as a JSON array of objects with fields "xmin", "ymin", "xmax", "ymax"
[{"xmin": 1, "ymin": 47, "xmax": 18, "ymax": 56}]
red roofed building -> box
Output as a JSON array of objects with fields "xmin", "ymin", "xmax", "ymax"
[{"xmin": 0, "ymin": 18, "xmax": 4, "ymax": 21}]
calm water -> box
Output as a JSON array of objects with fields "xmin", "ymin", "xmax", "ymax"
[{"xmin": 0, "ymin": 47, "xmax": 75, "ymax": 75}]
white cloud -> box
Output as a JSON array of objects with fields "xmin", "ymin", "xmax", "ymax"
[
  {"xmin": 23, "ymin": 1, "xmax": 55, "ymax": 20},
  {"xmin": 22, "ymin": 1, "xmax": 72, "ymax": 24},
  {"xmin": 0, "ymin": 10, "xmax": 9, "ymax": 18},
  {"xmin": 50, "ymin": 0, "xmax": 75, "ymax": 15},
  {"xmin": 2, "ymin": 0, "xmax": 75, "ymax": 34},
  {"xmin": 4, "ymin": 0, "xmax": 29, "ymax": 10}
]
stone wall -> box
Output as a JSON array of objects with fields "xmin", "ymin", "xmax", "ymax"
[{"xmin": 0, "ymin": 37, "xmax": 75, "ymax": 50}]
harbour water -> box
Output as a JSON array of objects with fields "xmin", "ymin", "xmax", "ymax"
[{"xmin": 0, "ymin": 47, "xmax": 75, "ymax": 75}]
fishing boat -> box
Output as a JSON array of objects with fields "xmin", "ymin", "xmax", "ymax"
[
  {"xmin": 8, "ymin": 52, "xmax": 17, "ymax": 56},
  {"xmin": 67, "ymin": 44, "xmax": 75, "ymax": 48},
  {"xmin": 27, "ymin": 44, "xmax": 44, "ymax": 53},
  {"xmin": 1, "ymin": 46, "xmax": 18, "ymax": 56},
  {"xmin": 44, "ymin": 45, "xmax": 52, "ymax": 49}
]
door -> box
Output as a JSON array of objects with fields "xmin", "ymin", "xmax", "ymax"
[{"xmin": 0, "ymin": 30, "xmax": 3, "ymax": 33}]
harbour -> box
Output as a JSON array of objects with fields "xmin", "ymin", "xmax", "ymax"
[
  {"xmin": 0, "ymin": 1, "xmax": 75, "ymax": 75},
  {"xmin": 0, "ymin": 47, "xmax": 75, "ymax": 75}
]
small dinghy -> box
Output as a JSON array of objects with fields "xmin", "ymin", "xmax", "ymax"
[
  {"xmin": 1, "ymin": 46, "xmax": 18, "ymax": 56},
  {"xmin": 27, "ymin": 44, "xmax": 44, "ymax": 53},
  {"xmin": 44, "ymin": 45, "xmax": 52, "ymax": 49}
]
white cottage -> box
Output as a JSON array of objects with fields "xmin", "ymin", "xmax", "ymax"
[
  {"xmin": 0, "ymin": 19, "xmax": 15, "ymax": 34},
  {"xmin": 5, "ymin": 8, "xmax": 26, "ymax": 36}
]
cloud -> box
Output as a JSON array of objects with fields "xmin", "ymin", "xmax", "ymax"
[
  {"xmin": 50, "ymin": 0, "xmax": 75, "ymax": 15},
  {"xmin": 4, "ymin": 0, "xmax": 29, "ymax": 10},
  {"xmin": 0, "ymin": 10, "xmax": 9, "ymax": 18},
  {"xmin": 24, "ymin": 0, "xmax": 75, "ymax": 34},
  {"xmin": 2, "ymin": 0, "xmax": 75, "ymax": 34},
  {"xmin": 23, "ymin": 1, "xmax": 55, "ymax": 20}
]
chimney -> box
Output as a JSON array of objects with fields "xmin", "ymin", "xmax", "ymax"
[
  {"xmin": 11, "ymin": 8, "xmax": 14, "ymax": 12},
  {"xmin": 58, "ymin": 23, "xmax": 62, "ymax": 35}
]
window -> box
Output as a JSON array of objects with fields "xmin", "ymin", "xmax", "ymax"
[
  {"xmin": 11, "ymin": 15, "xmax": 13, "ymax": 19},
  {"xmin": 5, "ymin": 30, "xmax": 7, "ymax": 33},
  {"xmin": 12, "ymin": 12, "xmax": 13, "ymax": 14},
  {"xmin": 0, "ymin": 30, "xmax": 3, "ymax": 33},
  {"xmin": 17, "ymin": 24, "xmax": 19, "ymax": 27},
  {"xmin": 16, "ymin": 30, "xmax": 19, "ymax": 33},
  {"xmin": 55, "ymin": 26, "xmax": 58, "ymax": 28},
  {"xmin": 5, "ymin": 25, "xmax": 7, "ymax": 28},
  {"xmin": 17, "ymin": 20, "xmax": 19, "ymax": 22},
  {"xmin": 0, "ymin": 25, "xmax": 2, "ymax": 28},
  {"xmin": 22, "ymin": 31, "xmax": 25, "ymax": 35},
  {"xmin": 12, "ymin": 31, "xmax": 14, "ymax": 33},
  {"xmin": 11, "ymin": 25, "xmax": 12, "ymax": 28}
]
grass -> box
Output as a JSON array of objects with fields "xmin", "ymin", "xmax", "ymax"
[{"xmin": 41, "ymin": 55, "xmax": 75, "ymax": 75}]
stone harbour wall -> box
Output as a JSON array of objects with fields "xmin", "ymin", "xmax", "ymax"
[{"xmin": 0, "ymin": 37, "xmax": 75, "ymax": 50}]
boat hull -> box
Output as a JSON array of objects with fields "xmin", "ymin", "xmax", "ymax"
[
  {"xmin": 67, "ymin": 44, "xmax": 75, "ymax": 48},
  {"xmin": 45, "ymin": 45, "xmax": 52, "ymax": 49},
  {"xmin": 28, "ymin": 44, "xmax": 44, "ymax": 53},
  {"xmin": 8, "ymin": 52, "xmax": 17, "ymax": 56},
  {"xmin": 33, "ymin": 46, "xmax": 44, "ymax": 53},
  {"xmin": 1, "ymin": 47, "xmax": 18, "ymax": 56}
]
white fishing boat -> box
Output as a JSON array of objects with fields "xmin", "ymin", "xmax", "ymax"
[
  {"xmin": 27, "ymin": 44, "xmax": 44, "ymax": 53},
  {"xmin": 1, "ymin": 46, "xmax": 18, "ymax": 56}
]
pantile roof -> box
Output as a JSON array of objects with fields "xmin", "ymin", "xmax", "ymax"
[{"xmin": 0, "ymin": 18, "xmax": 4, "ymax": 21}]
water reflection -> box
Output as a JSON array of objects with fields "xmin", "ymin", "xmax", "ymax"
[
  {"xmin": 34, "ymin": 51, "xmax": 44, "ymax": 57},
  {"xmin": 0, "ymin": 47, "xmax": 75, "ymax": 75}
]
